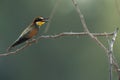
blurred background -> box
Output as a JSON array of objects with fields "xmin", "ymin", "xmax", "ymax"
[{"xmin": 0, "ymin": 0, "xmax": 120, "ymax": 80}]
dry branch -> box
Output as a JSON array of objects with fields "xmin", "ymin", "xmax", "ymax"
[
  {"xmin": 107, "ymin": 28, "xmax": 119, "ymax": 80},
  {"xmin": 72, "ymin": 0, "xmax": 108, "ymax": 52},
  {"xmin": 71, "ymin": 0, "xmax": 119, "ymax": 80},
  {"xmin": 0, "ymin": 32, "xmax": 114, "ymax": 57}
]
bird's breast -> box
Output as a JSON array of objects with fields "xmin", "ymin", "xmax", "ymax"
[{"xmin": 28, "ymin": 28, "xmax": 39, "ymax": 38}]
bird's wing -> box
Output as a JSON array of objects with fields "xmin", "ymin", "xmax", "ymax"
[{"xmin": 19, "ymin": 25, "xmax": 33, "ymax": 38}]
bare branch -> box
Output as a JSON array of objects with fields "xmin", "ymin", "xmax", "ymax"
[
  {"xmin": 0, "ymin": 32, "xmax": 113, "ymax": 57},
  {"xmin": 0, "ymin": 42, "xmax": 31, "ymax": 56},
  {"xmin": 72, "ymin": 0, "xmax": 108, "ymax": 52},
  {"xmin": 110, "ymin": 28, "xmax": 120, "ymax": 80},
  {"xmin": 72, "ymin": 0, "xmax": 89, "ymax": 32},
  {"xmin": 71, "ymin": 0, "xmax": 120, "ymax": 80},
  {"xmin": 107, "ymin": 28, "xmax": 119, "ymax": 80}
]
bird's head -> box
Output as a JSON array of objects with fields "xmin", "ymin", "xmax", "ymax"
[{"xmin": 33, "ymin": 16, "xmax": 48, "ymax": 26}]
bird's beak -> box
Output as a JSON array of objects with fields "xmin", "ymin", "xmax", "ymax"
[{"xmin": 43, "ymin": 17, "xmax": 49, "ymax": 22}]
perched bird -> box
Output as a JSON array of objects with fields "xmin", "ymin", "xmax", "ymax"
[{"xmin": 7, "ymin": 16, "xmax": 48, "ymax": 51}]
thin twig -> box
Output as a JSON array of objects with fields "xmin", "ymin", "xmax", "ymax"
[
  {"xmin": 0, "ymin": 32, "xmax": 114, "ymax": 57},
  {"xmin": 44, "ymin": 0, "xmax": 61, "ymax": 33},
  {"xmin": 71, "ymin": 0, "xmax": 89, "ymax": 32}
]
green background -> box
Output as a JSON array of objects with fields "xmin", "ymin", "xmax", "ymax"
[{"xmin": 0, "ymin": 0, "xmax": 120, "ymax": 80}]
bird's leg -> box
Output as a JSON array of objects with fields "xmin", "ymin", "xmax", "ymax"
[
  {"xmin": 25, "ymin": 38, "xmax": 38, "ymax": 46},
  {"xmin": 25, "ymin": 40, "xmax": 32, "ymax": 46}
]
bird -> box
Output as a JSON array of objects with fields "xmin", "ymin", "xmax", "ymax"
[{"xmin": 7, "ymin": 16, "xmax": 48, "ymax": 51}]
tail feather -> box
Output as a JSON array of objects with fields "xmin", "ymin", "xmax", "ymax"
[{"xmin": 7, "ymin": 37, "xmax": 29, "ymax": 51}]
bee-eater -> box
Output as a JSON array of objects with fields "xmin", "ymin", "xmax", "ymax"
[{"xmin": 7, "ymin": 16, "xmax": 48, "ymax": 51}]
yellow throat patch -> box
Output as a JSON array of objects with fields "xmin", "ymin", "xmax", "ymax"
[{"xmin": 36, "ymin": 21, "xmax": 45, "ymax": 26}]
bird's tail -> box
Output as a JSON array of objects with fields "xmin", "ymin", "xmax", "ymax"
[
  {"xmin": 7, "ymin": 40, "xmax": 19, "ymax": 52},
  {"xmin": 7, "ymin": 37, "xmax": 29, "ymax": 52},
  {"xmin": 7, "ymin": 45, "xmax": 14, "ymax": 52}
]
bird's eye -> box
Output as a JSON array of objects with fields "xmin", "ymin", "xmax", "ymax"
[
  {"xmin": 34, "ymin": 17, "xmax": 45, "ymax": 23},
  {"xmin": 35, "ymin": 18, "xmax": 42, "ymax": 22}
]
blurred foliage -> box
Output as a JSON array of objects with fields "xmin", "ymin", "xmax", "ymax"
[{"xmin": 0, "ymin": 0, "xmax": 120, "ymax": 80}]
